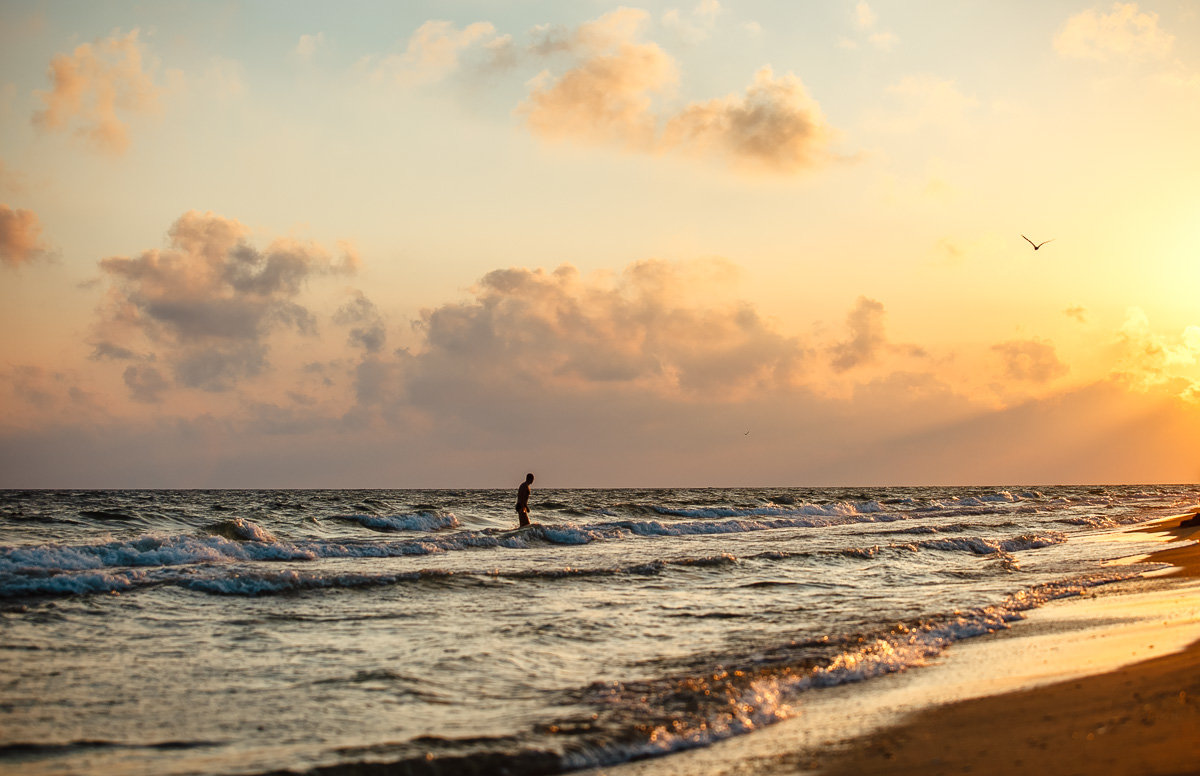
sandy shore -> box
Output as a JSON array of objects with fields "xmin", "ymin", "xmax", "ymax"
[
  {"xmin": 581, "ymin": 514, "xmax": 1200, "ymax": 776},
  {"xmin": 808, "ymin": 514, "xmax": 1200, "ymax": 776}
]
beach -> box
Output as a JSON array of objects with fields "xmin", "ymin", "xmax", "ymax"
[
  {"xmin": 809, "ymin": 515, "xmax": 1200, "ymax": 776},
  {"xmin": 582, "ymin": 514, "xmax": 1200, "ymax": 776},
  {"xmin": 2, "ymin": 488, "xmax": 1197, "ymax": 776}
]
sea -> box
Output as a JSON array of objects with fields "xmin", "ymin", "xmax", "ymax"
[{"xmin": 1, "ymin": 485, "xmax": 1195, "ymax": 776}]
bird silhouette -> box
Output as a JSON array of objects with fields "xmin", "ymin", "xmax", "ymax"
[{"xmin": 1022, "ymin": 235, "xmax": 1054, "ymax": 250}]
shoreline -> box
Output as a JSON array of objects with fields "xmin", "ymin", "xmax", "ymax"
[
  {"xmin": 581, "ymin": 512, "xmax": 1200, "ymax": 776},
  {"xmin": 807, "ymin": 512, "xmax": 1200, "ymax": 775}
]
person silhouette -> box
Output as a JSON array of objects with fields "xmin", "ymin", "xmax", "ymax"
[{"xmin": 516, "ymin": 473, "xmax": 534, "ymax": 527}]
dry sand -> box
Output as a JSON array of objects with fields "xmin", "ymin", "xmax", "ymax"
[{"xmin": 808, "ymin": 514, "xmax": 1200, "ymax": 776}]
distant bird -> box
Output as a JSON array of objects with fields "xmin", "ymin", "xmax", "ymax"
[
  {"xmin": 1022, "ymin": 235, "xmax": 1054, "ymax": 250},
  {"xmin": 744, "ymin": 431, "xmax": 750, "ymax": 436}
]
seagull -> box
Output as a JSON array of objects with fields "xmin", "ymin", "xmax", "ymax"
[
  {"xmin": 1022, "ymin": 235, "xmax": 1054, "ymax": 250},
  {"xmin": 744, "ymin": 431, "xmax": 751, "ymax": 436}
]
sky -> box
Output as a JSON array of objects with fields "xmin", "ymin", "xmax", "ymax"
[{"xmin": 2, "ymin": 0, "xmax": 1199, "ymax": 488}]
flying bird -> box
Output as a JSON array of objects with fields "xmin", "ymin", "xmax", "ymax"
[{"xmin": 1022, "ymin": 235, "xmax": 1054, "ymax": 250}]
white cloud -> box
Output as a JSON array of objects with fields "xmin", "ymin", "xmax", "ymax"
[
  {"xmin": 847, "ymin": 2, "xmax": 897, "ymax": 51},
  {"xmin": 373, "ymin": 20, "xmax": 502, "ymax": 86},
  {"xmin": 295, "ymin": 32, "xmax": 326, "ymax": 62},
  {"xmin": 663, "ymin": 0, "xmax": 722, "ymax": 44},
  {"xmin": 869, "ymin": 31, "xmax": 897, "ymax": 51},
  {"xmin": 869, "ymin": 75, "xmax": 978, "ymax": 133},
  {"xmin": 201, "ymin": 57, "xmax": 246, "ymax": 99},
  {"xmin": 854, "ymin": 2, "xmax": 877, "ymax": 30},
  {"xmin": 1055, "ymin": 3, "xmax": 1174, "ymax": 61}
]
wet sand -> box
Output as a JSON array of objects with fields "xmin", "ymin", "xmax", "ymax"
[{"xmin": 810, "ymin": 514, "xmax": 1200, "ymax": 776}]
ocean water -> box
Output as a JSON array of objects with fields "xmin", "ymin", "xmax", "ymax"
[{"xmin": 0, "ymin": 485, "xmax": 1194, "ymax": 776}]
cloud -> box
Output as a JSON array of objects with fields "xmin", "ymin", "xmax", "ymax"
[
  {"xmin": 873, "ymin": 76, "xmax": 978, "ymax": 133},
  {"xmin": 123, "ymin": 364, "xmax": 168, "ymax": 403},
  {"xmin": 372, "ymin": 20, "xmax": 503, "ymax": 86},
  {"xmin": 854, "ymin": 2, "xmax": 877, "ymax": 29},
  {"xmin": 94, "ymin": 210, "xmax": 358, "ymax": 394},
  {"xmin": 0, "ymin": 204, "xmax": 51, "ymax": 267},
  {"xmin": 1064, "ymin": 305, "xmax": 1088, "ymax": 323},
  {"xmin": 32, "ymin": 28, "xmax": 162, "ymax": 154},
  {"xmin": 366, "ymin": 9, "xmax": 837, "ymax": 174},
  {"xmin": 662, "ymin": 66, "xmax": 836, "ymax": 173},
  {"xmin": 662, "ymin": 0, "xmax": 722, "ymax": 44},
  {"xmin": 520, "ymin": 10, "xmax": 836, "ymax": 174},
  {"xmin": 1111, "ymin": 307, "xmax": 1200, "ymax": 394},
  {"xmin": 397, "ymin": 259, "xmax": 806, "ymax": 414},
  {"xmin": 846, "ymin": 2, "xmax": 897, "ymax": 51},
  {"xmin": 0, "ymin": 159, "xmax": 27, "ymax": 195},
  {"xmin": 334, "ymin": 290, "xmax": 387, "ymax": 354},
  {"xmin": 1055, "ymin": 3, "xmax": 1174, "ymax": 61},
  {"xmin": 829, "ymin": 380, "xmax": 1200, "ymax": 486},
  {"xmin": 14, "ymin": 251, "xmax": 1200, "ymax": 486},
  {"xmin": 520, "ymin": 9, "xmax": 676, "ymax": 151},
  {"xmin": 201, "ymin": 57, "xmax": 246, "ymax": 100},
  {"xmin": 295, "ymin": 32, "xmax": 326, "ymax": 62},
  {"xmin": 935, "ymin": 237, "xmax": 965, "ymax": 263},
  {"xmin": 991, "ymin": 338, "xmax": 1069, "ymax": 383},
  {"xmin": 868, "ymin": 32, "xmax": 898, "ymax": 51},
  {"xmin": 829, "ymin": 297, "xmax": 887, "ymax": 372},
  {"xmin": 1, "ymin": 365, "xmax": 104, "ymax": 428}
]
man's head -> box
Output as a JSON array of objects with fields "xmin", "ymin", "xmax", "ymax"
[{"xmin": 525, "ymin": 473, "xmax": 535, "ymax": 483}]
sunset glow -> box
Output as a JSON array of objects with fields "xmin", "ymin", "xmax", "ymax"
[{"xmin": 2, "ymin": 1, "xmax": 1199, "ymax": 486}]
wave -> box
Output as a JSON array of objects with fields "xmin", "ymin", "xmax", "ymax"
[
  {"xmin": 332, "ymin": 513, "xmax": 461, "ymax": 532},
  {"xmin": 205, "ymin": 518, "xmax": 278, "ymax": 543},
  {"xmin": 0, "ymin": 528, "xmax": 1071, "ymax": 599},
  {"xmin": 0, "ymin": 739, "xmax": 222, "ymax": 757},
  {"xmin": 556, "ymin": 569, "xmax": 1141, "ymax": 771},
  {"xmin": 1053, "ymin": 513, "xmax": 1153, "ymax": 529},
  {"xmin": 915, "ymin": 532, "xmax": 1066, "ymax": 556},
  {"xmin": 219, "ymin": 566, "xmax": 1145, "ymax": 776},
  {"xmin": 0, "ymin": 516, "xmax": 1065, "ymax": 579},
  {"xmin": 649, "ymin": 499, "xmax": 884, "ymax": 520}
]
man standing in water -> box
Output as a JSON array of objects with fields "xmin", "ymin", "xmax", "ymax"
[{"xmin": 516, "ymin": 473, "xmax": 534, "ymax": 527}]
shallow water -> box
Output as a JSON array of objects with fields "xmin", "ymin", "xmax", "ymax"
[{"xmin": 0, "ymin": 486, "xmax": 1193, "ymax": 775}]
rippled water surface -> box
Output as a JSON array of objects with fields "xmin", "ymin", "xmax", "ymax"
[{"xmin": 1, "ymin": 486, "xmax": 1194, "ymax": 775}]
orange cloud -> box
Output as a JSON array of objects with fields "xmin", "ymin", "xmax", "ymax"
[
  {"xmin": 12, "ymin": 252, "xmax": 1200, "ymax": 485},
  {"xmin": 1110, "ymin": 307, "xmax": 1200, "ymax": 396},
  {"xmin": 520, "ymin": 10, "xmax": 676, "ymax": 151},
  {"xmin": 407, "ymin": 260, "xmax": 805, "ymax": 401},
  {"xmin": 93, "ymin": 211, "xmax": 358, "ymax": 394},
  {"xmin": 829, "ymin": 296, "xmax": 887, "ymax": 372},
  {"xmin": 1064, "ymin": 305, "xmax": 1088, "ymax": 323},
  {"xmin": 519, "ymin": 10, "xmax": 837, "ymax": 174},
  {"xmin": 662, "ymin": 66, "xmax": 836, "ymax": 174},
  {"xmin": 0, "ymin": 204, "xmax": 51, "ymax": 267},
  {"xmin": 33, "ymin": 29, "xmax": 161, "ymax": 154},
  {"xmin": 991, "ymin": 338, "xmax": 1069, "ymax": 383},
  {"xmin": 0, "ymin": 365, "xmax": 105, "ymax": 432}
]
